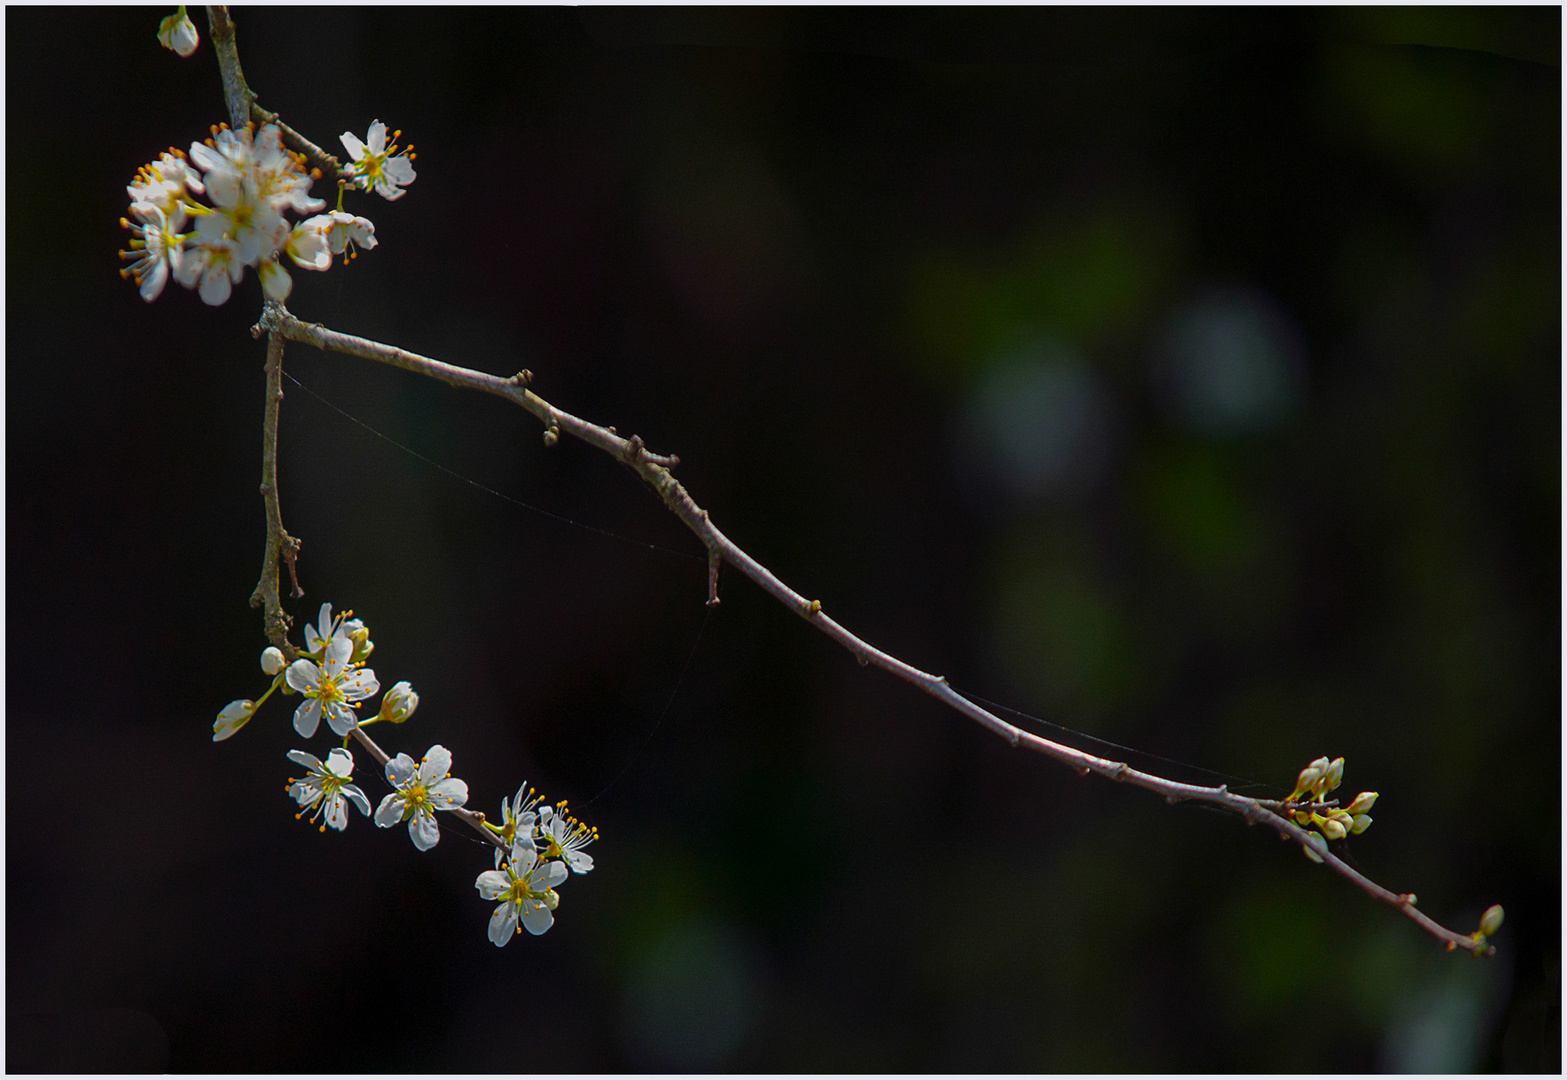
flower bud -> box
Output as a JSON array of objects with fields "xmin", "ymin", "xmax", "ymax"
[
  {"xmin": 1323, "ymin": 757, "xmax": 1345, "ymax": 793},
  {"xmin": 1302, "ymin": 832, "xmax": 1328, "ymax": 863},
  {"xmin": 1295, "ymin": 759, "xmax": 1327, "ymax": 799},
  {"xmin": 213, "ymin": 698, "xmax": 256, "ymax": 742},
  {"xmin": 1345, "ymin": 791, "xmax": 1378, "ymax": 816},
  {"xmin": 343, "ymin": 619, "xmax": 374, "ymax": 663},
  {"xmin": 1318, "ymin": 815, "xmax": 1347, "ymax": 841},
  {"xmin": 261, "ymin": 646, "xmax": 286, "ymax": 676},
  {"xmin": 1350, "ymin": 814, "xmax": 1373, "ymax": 835},
  {"xmin": 1479, "ymin": 904, "xmax": 1504, "ymax": 938},
  {"xmin": 378, "ymin": 680, "xmax": 419, "ymax": 724},
  {"xmin": 157, "ymin": 8, "xmax": 199, "ymax": 57},
  {"xmin": 541, "ymin": 888, "xmax": 560, "ymax": 911}
]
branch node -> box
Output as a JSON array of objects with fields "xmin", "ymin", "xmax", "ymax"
[
  {"xmin": 509, "ymin": 370, "xmax": 533, "ymax": 387},
  {"xmin": 805, "ymin": 599, "xmax": 822, "ymax": 615},
  {"xmin": 542, "ymin": 426, "xmax": 560, "ymax": 448},
  {"xmin": 1076, "ymin": 766, "xmax": 1091, "ymax": 778}
]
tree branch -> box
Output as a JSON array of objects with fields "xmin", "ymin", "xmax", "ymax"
[
  {"xmin": 271, "ymin": 305, "xmax": 1491, "ymax": 956},
  {"xmin": 204, "ymin": 6, "xmax": 252, "ymax": 132},
  {"xmin": 247, "ymin": 310, "xmax": 303, "ymax": 654}
]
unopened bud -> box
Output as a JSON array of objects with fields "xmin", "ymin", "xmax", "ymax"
[
  {"xmin": 1345, "ymin": 791, "xmax": 1378, "ymax": 816},
  {"xmin": 1303, "ymin": 832, "xmax": 1328, "ymax": 863},
  {"xmin": 1323, "ymin": 757, "xmax": 1345, "ymax": 793},
  {"xmin": 541, "ymin": 888, "xmax": 560, "ymax": 911},
  {"xmin": 378, "ymin": 680, "xmax": 419, "ymax": 723},
  {"xmin": 1295, "ymin": 758, "xmax": 1328, "ymax": 798},
  {"xmin": 342, "ymin": 619, "xmax": 374, "ymax": 663},
  {"xmin": 1350, "ymin": 814, "xmax": 1373, "ymax": 835},
  {"xmin": 213, "ymin": 698, "xmax": 257, "ymax": 742},
  {"xmin": 1318, "ymin": 816, "xmax": 1347, "ymax": 841},
  {"xmin": 261, "ymin": 646, "xmax": 286, "ymax": 675},
  {"xmin": 157, "ymin": 8, "xmax": 199, "ymax": 57},
  {"xmin": 1479, "ymin": 904, "xmax": 1504, "ymax": 938}
]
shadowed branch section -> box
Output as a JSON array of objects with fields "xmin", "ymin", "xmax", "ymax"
[{"xmin": 265, "ymin": 302, "xmax": 1492, "ymax": 956}]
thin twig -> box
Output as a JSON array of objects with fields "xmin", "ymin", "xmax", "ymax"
[
  {"xmin": 247, "ymin": 312, "xmax": 303, "ymax": 654},
  {"xmin": 272, "ymin": 306, "xmax": 1491, "ymax": 956}
]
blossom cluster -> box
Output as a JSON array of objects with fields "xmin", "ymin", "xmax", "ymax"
[
  {"xmin": 1285, "ymin": 755, "xmax": 1378, "ymax": 860},
  {"xmin": 119, "ymin": 119, "xmax": 412, "ymax": 306},
  {"xmin": 216, "ymin": 601, "xmax": 595, "ymax": 945},
  {"xmin": 476, "ymin": 784, "xmax": 597, "ymax": 945}
]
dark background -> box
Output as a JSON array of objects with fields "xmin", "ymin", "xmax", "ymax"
[{"xmin": 8, "ymin": 6, "xmax": 1560, "ymax": 1072}]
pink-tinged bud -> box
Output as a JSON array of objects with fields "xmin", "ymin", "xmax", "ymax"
[
  {"xmin": 1345, "ymin": 791, "xmax": 1378, "ymax": 815},
  {"xmin": 1479, "ymin": 904, "xmax": 1504, "ymax": 938},
  {"xmin": 157, "ymin": 8, "xmax": 199, "ymax": 57}
]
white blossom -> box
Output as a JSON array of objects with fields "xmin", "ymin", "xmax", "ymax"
[
  {"xmin": 175, "ymin": 229, "xmax": 243, "ymax": 306},
  {"xmin": 286, "ymin": 748, "xmax": 372, "ymax": 832},
  {"xmin": 127, "ymin": 150, "xmax": 203, "ymax": 230},
  {"xmin": 538, "ymin": 802, "xmax": 597, "ymax": 873},
  {"xmin": 375, "ymin": 744, "xmax": 468, "ymax": 850},
  {"xmin": 324, "ymin": 210, "xmax": 377, "ymax": 259},
  {"xmin": 118, "ymin": 205, "xmax": 184, "ymax": 302},
  {"xmin": 285, "ymin": 633, "xmax": 380, "ymax": 738},
  {"xmin": 340, "ymin": 121, "xmax": 416, "ymax": 201},
  {"xmin": 474, "ymin": 842, "xmax": 568, "ymax": 945},
  {"xmin": 491, "ymin": 783, "xmax": 542, "ymax": 868}
]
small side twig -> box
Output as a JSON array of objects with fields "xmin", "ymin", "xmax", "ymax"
[{"xmin": 271, "ymin": 306, "xmax": 1491, "ymax": 956}]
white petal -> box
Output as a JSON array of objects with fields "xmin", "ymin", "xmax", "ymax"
[
  {"xmin": 285, "ymin": 658, "xmax": 320, "ymax": 693},
  {"xmin": 564, "ymin": 850, "xmax": 594, "ymax": 874},
  {"xmin": 419, "ymin": 745, "xmax": 453, "ymax": 782},
  {"xmin": 534, "ymin": 860, "xmax": 569, "ymax": 890},
  {"xmin": 324, "ymin": 748, "xmax": 355, "ymax": 776},
  {"xmin": 292, "ymin": 698, "xmax": 322, "ymax": 738},
  {"xmin": 259, "ymin": 258, "xmax": 291, "ymax": 300},
  {"xmin": 475, "ymin": 870, "xmax": 509, "ymax": 899},
  {"xmin": 384, "ymin": 157, "xmax": 416, "ymax": 185},
  {"xmin": 488, "ymin": 904, "xmax": 517, "ymax": 946},
  {"xmin": 342, "ymin": 784, "xmax": 372, "ymax": 817},
  {"xmin": 324, "ymin": 794, "xmax": 349, "ymax": 831},
  {"xmin": 385, "ymin": 753, "xmax": 415, "ymax": 787},
  {"xmin": 287, "ymin": 749, "xmax": 323, "ymax": 771},
  {"xmin": 138, "ymin": 259, "xmax": 169, "ymax": 302},
  {"xmin": 324, "ymin": 702, "xmax": 359, "ymax": 737},
  {"xmin": 339, "ymin": 131, "xmax": 367, "ymax": 161},
  {"xmin": 409, "ymin": 810, "xmax": 440, "ymax": 851},
  {"xmin": 322, "ymin": 634, "xmax": 352, "ymax": 676},
  {"xmin": 374, "ymin": 793, "xmax": 404, "ymax": 828},
  {"xmin": 520, "ymin": 899, "xmax": 554, "ymax": 936},
  {"xmin": 427, "ymin": 778, "xmax": 468, "ymax": 810},
  {"xmin": 367, "ymin": 121, "xmax": 387, "ymax": 154},
  {"xmin": 340, "ymin": 668, "xmax": 379, "ymax": 701},
  {"xmin": 197, "ymin": 264, "xmax": 232, "ymax": 306}
]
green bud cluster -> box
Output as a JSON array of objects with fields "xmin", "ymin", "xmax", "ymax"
[{"xmin": 1285, "ymin": 755, "xmax": 1379, "ymax": 855}]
